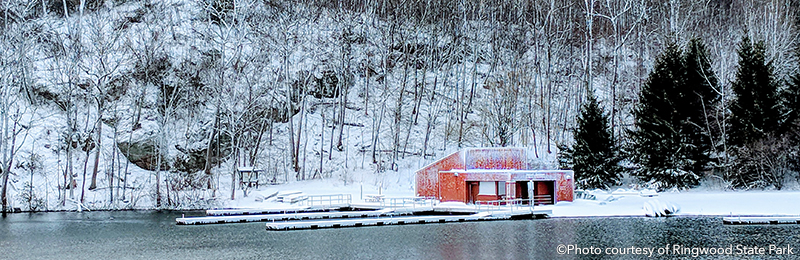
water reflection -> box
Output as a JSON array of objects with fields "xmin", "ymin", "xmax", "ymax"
[{"xmin": 1, "ymin": 212, "xmax": 798, "ymax": 259}]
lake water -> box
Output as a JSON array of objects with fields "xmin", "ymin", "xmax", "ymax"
[{"xmin": 1, "ymin": 211, "xmax": 798, "ymax": 259}]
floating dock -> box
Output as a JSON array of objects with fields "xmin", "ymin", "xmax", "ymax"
[
  {"xmin": 177, "ymin": 209, "xmax": 404, "ymax": 225},
  {"xmin": 723, "ymin": 216, "xmax": 800, "ymax": 225},
  {"xmin": 206, "ymin": 207, "xmax": 315, "ymax": 216},
  {"xmin": 265, "ymin": 209, "xmax": 551, "ymax": 231},
  {"xmin": 177, "ymin": 195, "xmax": 551, "ymax": 229}
]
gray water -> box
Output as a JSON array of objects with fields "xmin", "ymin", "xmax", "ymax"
[{"xmin": 1, "ymin": 211, "xmax": 798, "ymax": 259}]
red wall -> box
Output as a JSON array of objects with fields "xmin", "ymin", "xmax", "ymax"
[
  {"xmin": 415, "ymin": 151, "xmax": 465, "ymax": 198},
  {"xmin": 556, "ymin": 172, "xmax": 574, "ymax": 202},
  {"xmin": 438, "ymin": 173, "xmax": 467, "ymax": 202}
]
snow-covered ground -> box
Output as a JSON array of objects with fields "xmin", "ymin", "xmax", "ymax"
[
  {"xmin": 540, "ymin": 189, "xmax": 800, "ymax": 217},
  {"xmin": 221, "ymin": 177, "xmax": 416, "ymax": 209}
]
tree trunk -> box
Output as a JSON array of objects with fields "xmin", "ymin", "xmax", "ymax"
[
  {"xmin": 422, "ymin": 72, "xmax": 439, "ymax": 159},
  {"xmin": 231, "ymin": 133, "xmax": 238, "ymax": 200},
  {"xmin": 89, "ymin": 113, "xmax": 102, "ymax": 190},
  {"xmin": 328, "ymin": 99, "xmax": 336, "ymax": 160},
  {"xmin": 121, "ymin": 119, "xmax": 134, "ymax": 202},
  {"xmin": 109, "ymin": 123, "xmax": 117, "ymax": 204},
  {"xmin": 67, "ymin": 137, "xmax": 75, "ymax": 203},
  {"xmin": 336, "ymin": 30, "xmax": 351, "ymax": 152},
  {"xmin": 0, "ymin": 116, "xmax": 19, "ymax": 212},
  {"xmin": 250, "ymin": 119, "xmax": 267, "ymax": 166},
  {"xmin": 1, "ymin": 168, "xmax": 8, "ymax": 213},
  {"xmin": 80, "ymin": 149, "xmax": 90, "ymax": 203},
  {"xmin": 204, "ymin": 108, "xmax": 220, "ymax": 189},
  {"xmin": 318, "ymin": 110, "xmax": 325, "ymax": 179},
  {"xmin": 155, "ymin": 150, "xmax": 161, "ymax": 208},
  {"xmin": 391, "ymin": 42, "xmax": 409, "ymax": 170}
]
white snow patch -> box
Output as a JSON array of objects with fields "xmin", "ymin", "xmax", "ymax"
[{"xmin": 540, "ymin": 190, "xmax": 800, "ymax": 217}]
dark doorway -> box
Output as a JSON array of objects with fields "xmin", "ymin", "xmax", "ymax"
[
  {"xmin": 467, "ymin": 181, "xmax": 480, "ymax": 204},
  {"xmin": 533, "ymin": 181, "xmax": 555, "ymax": 205},
  {"xmin": 516, "ymin": 181, "xmax": 530, "ymax": 204}
]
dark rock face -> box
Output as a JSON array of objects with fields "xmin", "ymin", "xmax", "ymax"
[
  {"xmin": 173, "ymin": 130, "xmax": 233, "ymax": 174},
  {"xmin": 294, "ymin": 70, "xmax": 344, "ymax": 99},
  {"xmin": 117, "ymin": 138, "xmax": 170, "ymax": 171}
]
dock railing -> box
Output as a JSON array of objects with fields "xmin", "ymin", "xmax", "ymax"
[
  {"xmin": 380, "ymin": 196, "xmax": 437, "ymax": 209},
  {"xmin": 304, "ymin": 194, "xmax": 352, "ymax": 207},
  {"xmin": 475, "ymin": 198, "xmax": 534, "ymax": 214}
]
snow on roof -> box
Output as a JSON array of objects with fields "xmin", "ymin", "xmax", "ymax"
[{"xmin": 439, "ymin": 169, "xmax": 572, "ymax": 174}]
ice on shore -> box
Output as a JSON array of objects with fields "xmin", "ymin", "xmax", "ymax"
[{"xmin": 642, "ymin": 199, "xmax": 680, "ymax": 217}]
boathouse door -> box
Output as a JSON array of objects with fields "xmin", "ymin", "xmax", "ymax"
[
  {"xmin": 533, "ymin": 181, "xmax": 555, "ymax": 205},
  {"xmin": 467, "ymin": 182, "xmax": 480, "ymax": 204},
  {"xmin": 516, "ymin": 181, "xmax": 530, "ymax": 204}
]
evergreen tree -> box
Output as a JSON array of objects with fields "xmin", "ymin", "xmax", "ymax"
[
  {"xmin": 630, "ymin": 42, "xmax": 700, "ymax": 189},
  {"xmin": 680, "ymin": 38, "xmax": 720, "ymax": 174},
  {"xmin": 781, "ymin": 72, "xmax": 800, "ymax": 133},
  {"xmin": 571, "ymin": 91, "xmax": 621, "ymax": 189},
  {"xmin": 728, "ymin": 35, "xmax": 780, "ymax": 147},
  {"xmin": 727, "ymin": 35, "xmax": 783, "ymax": 189},
  {"xmin": 556, "ymin": 143, "xmax": 573, "ymax": 171},
  {"xmin": 779, "ymin": 71, "xmax": 800, "ymax": 181}
]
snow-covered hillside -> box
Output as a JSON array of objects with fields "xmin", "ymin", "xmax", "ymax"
[{"xmin": 0, "ymin": 0, "xmax": 797, "ymax": 212}]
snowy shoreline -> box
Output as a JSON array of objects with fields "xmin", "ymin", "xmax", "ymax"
[
  {"xmin": 10, "ymin": 177, "xmax": 800, "ymax": 219},
  {"xmin": 539, "ymin": 190, "xmax": 800, "ymax": 218},
  {"xmin": 218, "ymin": 185, "xmax": 800, "ymax": 219}
]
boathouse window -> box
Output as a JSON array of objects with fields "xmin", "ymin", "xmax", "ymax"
[
  {"xmin": 478, "ymin": 181, "xmax": 496, "ymax": 195},
  {"xmin": 497, "ymin": 182, "xmax": 506, "ymax": 196}
]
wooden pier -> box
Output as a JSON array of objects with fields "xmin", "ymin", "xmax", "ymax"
[
  {"xmin": 265, "ymin": 209, "xmax": 552, "ymax": 231},
  {"xmin": 723, "ymin": 216, "xmax": 800, "ymax": 225}
]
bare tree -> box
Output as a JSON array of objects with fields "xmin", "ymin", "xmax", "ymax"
[
  {"xmin": 593, "ymin": 0, "xmax": 647, "ymax": 141},
  {"xmin": 81, "ymin": 9, "xmax": 128, "ymax": 193},
  {"xmin": 0, "ymin": 1, "xmax": 39, "ymax": 212}
]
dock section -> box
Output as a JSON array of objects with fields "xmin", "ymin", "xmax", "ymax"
[
  {"xmin": 265, "ymin": 209, "xmax": 551, "ymax": 231},
  {"xmin": 206, "ymin": 207, "xmax": 314, "ymax": 216},
  {"xmin": 178, "ymin": 209, "xmax": 400, "ymax": 225},
  {"xmin": 723, "ymin": 216, "xmax": 800, "ymax": 225}
]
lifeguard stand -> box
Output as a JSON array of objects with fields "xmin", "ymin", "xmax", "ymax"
[{"xmin": 237, "ymin": 167, "xmax": 263, "ymax": 189}]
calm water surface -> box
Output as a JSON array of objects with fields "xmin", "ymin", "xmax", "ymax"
[{"xmin": 1, "ymin": 211, "xmax": 798, "ymax": 259}]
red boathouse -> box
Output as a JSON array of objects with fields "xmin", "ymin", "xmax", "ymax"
[{"xmin": 415, "ymin": 148, "xmax": 574, "ymax": 205}]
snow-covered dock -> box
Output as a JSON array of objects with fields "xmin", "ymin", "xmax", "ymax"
[
  {"xmin": 177, "ymin": 209, "xmax": 399, "ymax": 225},
  {"xmin": 265, "ymin": 209, "xmax": 552, "ymax": 231},
  {"xmin": 177, "ymin": 194, "xmax": 552, "ymax": 229},
  {"xmin": 206, "ymin": 207, "xmax": 315, "ymax": 216},
  {"xmin": 180, "ymin": 195, "xmax": 437, "ymax": 225},
  {"xmin": 722, "ymin": 216, "xmax": 800, "ymax": 225},
  {"xmin": 206, "ymin": 194, "xmax": 354, "ymax": 216},
  {"xmin": 179, "ymin": 205, "xmax": 441, "ymax": 225}
]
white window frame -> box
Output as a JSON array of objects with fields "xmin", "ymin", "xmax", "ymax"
[{"xmin": 478, "ymin": 181, "xmax": 496, "ymax": 195}]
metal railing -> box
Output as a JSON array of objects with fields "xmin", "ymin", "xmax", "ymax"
[
  {"xmin": 304, "ymin": 194, "xmax": 352, "ymax": 207},
  {"xmin": 475, "ymin": 198, "xmax": 535, "ymax": 214},
  {"xmin": 379, "ymin": 196, "xmax": 437, "ymax": 209}
]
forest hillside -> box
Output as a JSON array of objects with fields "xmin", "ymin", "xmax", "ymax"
[{"xmin": 0, "ymin": 0, "xmax": 798, "ymax": 212}]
